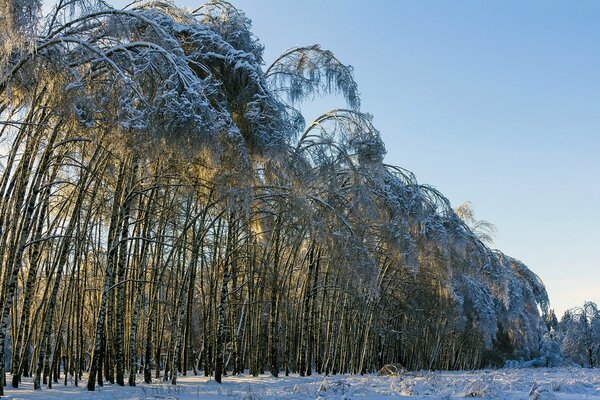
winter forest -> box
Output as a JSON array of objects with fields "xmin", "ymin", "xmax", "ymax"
[{"xmin": 0, "ymin": 0, "xmax": 599, "ymax": 398}]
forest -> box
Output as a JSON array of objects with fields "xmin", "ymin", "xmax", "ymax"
[{"xmin": 0, "ymin": 0, "xmax": 594, "ymax": 396}]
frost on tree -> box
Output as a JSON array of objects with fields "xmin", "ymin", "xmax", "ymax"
[
  {"xmin": 560, "ymin": 302, "xmax": 600, "ymax": 367},
  {"xmin": 0, "ymin": 0, "xmax": 41, "ymax": 64}
]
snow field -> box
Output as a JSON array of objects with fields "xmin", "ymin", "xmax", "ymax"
[{"xmin": 2, "ymin": 368, "xmax": 600, "ymax": 399}]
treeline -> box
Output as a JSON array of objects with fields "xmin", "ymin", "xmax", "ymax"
[
  {"xmin": 0, "ymin": 0, "xmax": 549, "ymax": 394},
  {"xmin": 510, "ymin": 302, "xmax": 600, "ymax": 369}
]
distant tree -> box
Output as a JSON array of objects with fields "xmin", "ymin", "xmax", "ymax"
[
  {"xmin": 544, "ymin": 309, "xmax": 559, "ymax": 332},
  {"xmin": 560, "ymin": 302, "xmax": 600, "ymax": 367}
]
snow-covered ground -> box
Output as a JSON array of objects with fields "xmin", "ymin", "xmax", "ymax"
[{"xmin": 3, "ymin": 368, "xmax": 600, "ymax": 399}]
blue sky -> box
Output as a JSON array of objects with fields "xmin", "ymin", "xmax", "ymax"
[{"xmin": 105, "ymin": 0, "xmax": 599, "ymax": 315}]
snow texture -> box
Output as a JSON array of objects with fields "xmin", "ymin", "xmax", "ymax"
[{"xmin": 3, "ymin": 368, "xmax": 600, "ymax": 399}]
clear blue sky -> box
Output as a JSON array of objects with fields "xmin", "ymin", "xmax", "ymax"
[{"xmin": 111, "ymin": 0, "xmax": 599, "ymax": 316}]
